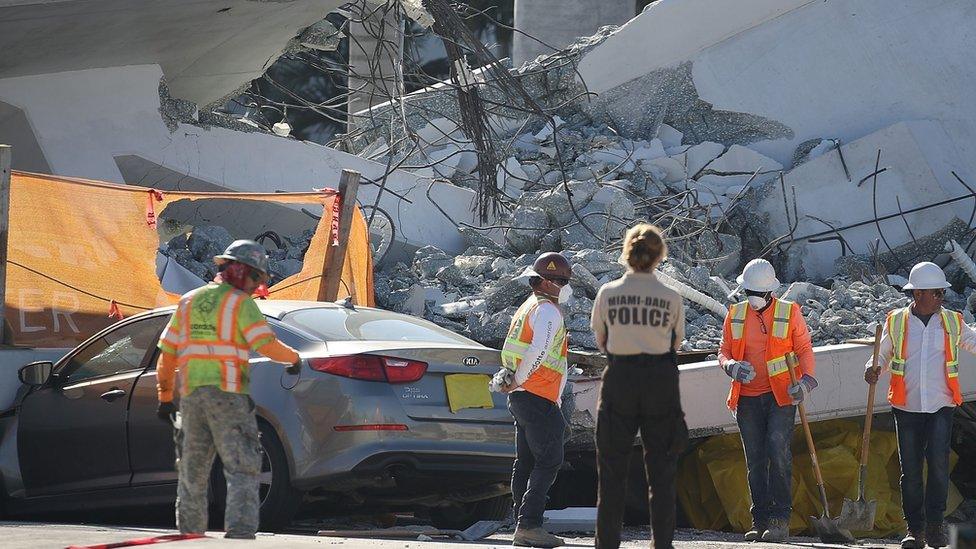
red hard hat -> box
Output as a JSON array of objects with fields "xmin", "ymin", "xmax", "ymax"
[{"xmin": 530, "ymin": 252, "xmax": 572, "ymax": 280}]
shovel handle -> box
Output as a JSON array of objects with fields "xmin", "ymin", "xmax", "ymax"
[
  {"xmin": 787, "ymin": 352, "xmax": 830, "ymax": 511},
  {"xmin": 860, "ymin": 325, "xmax": 883, "ymax": 468}
]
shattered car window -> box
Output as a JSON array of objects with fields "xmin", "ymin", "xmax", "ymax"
[
  {"xmin": 62, "ymin": 316, "xmax": 168, "ymax": 382},
  {"xmin": 283, "ymin": 308, "xmax": 480, "ymax": 345}
]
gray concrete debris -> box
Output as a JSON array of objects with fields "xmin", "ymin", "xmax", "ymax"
[
  {"xmin": 571, "ymin": 264, "xmax": 601, "ymax": 299},
  {"xmin": 504, "ymin": 206, "xmax": 550, "ymax": 254},
  {"xmin": 187, "ymin": 225, "xmax": 234, "ymax": 263},
  {"xmin": 458, "ymin": 226, "xmax": 511, "ymax": 257},
  {"xmin": 485, "ymin": 279, "xmax": 533, "ymax": 314}
]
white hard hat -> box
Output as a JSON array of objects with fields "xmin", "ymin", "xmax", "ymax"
[
  {"xmin": 902, "ymin": 261, "xmax": 951, "ymax": 290},
  {"xmin": 736, "ymin": 258, "xmax": 780, "ymax": 292}
]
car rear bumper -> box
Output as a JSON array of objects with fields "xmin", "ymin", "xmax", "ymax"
[{"xmin": 297, "ymin": 450, "xmax": 514, "ymax": 505}]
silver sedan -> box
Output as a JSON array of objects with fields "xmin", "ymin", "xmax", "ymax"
[{"xmin": 2, "ymin": 300, "xmax": 517, "ymax": 530}]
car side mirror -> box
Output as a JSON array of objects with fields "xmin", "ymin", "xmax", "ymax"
[{"xmin": 18, "ymin": 361, "xmax": 54, "ymax": 387}]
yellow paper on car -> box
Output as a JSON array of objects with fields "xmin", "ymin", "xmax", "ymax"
[{"xmin": 445, "ymin": 373, "xmax": 494, "ymax": 413}]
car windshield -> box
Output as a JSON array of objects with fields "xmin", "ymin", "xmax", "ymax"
[{"xmin": 283, "ymin": 307, "xmax": 481, "ymax": 345}]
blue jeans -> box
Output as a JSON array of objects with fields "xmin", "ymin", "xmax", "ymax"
[
  {"xmin": 508, "ymin": 391, "xmax": 566, "ymax": 529},
  {"xmin": 736, "ymin": 393, "xmax": 796, "ymax": 524},
  {"xmin": 893, "ymin": 407, "xmax": 955, "ymax": 531}
]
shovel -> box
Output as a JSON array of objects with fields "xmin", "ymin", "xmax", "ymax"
[
  {"xmin": 839, "ymin": 325, "xmax": 882, "ymax": 532},
  {"xmin": 786, "ymin": 352, "xmax": 855, "ymax": 544}
]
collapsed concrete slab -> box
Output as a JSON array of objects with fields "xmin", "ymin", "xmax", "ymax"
[
  {"xmin": 758, "ymin": 120, "xmax": 972, "ymax": 279},
  {"xmin": 575, "ymin": 0, "xmax": 976, "ymax": 183},
  {"xmin": 0, "ymin": 65, "xmax": 488, "ymax": 264}
]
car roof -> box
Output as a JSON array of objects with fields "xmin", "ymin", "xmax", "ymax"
[{"xmin": 139, "ymin": 299, "xmax": 384, "ymax": 321}]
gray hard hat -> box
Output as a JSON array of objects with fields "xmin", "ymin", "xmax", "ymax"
[{"xmin": 214, "ymin": 239, "xmax": 270, "ymax": 274}]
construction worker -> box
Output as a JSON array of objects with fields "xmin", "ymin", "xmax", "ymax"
[
  {"xmin": 864, "ymin": 262, "xmax": 976, "ymax": 549},
  {"xmin": 718, "ymin": 258, "xmax": 816, "ymax": 543},
  {"xmin": 589, "ymin": 224, "xmax": 687, "ymax": 549},
  {"xmin": 496, "ymin": 252, "xmax": 573, "ymax": 548},
  {"xmin": 156, "ymin": 240, "xmax": 302, "ymax": 539}
]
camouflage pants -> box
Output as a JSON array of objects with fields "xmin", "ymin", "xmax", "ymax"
[{"xmin": 175, "ymin": 385, "xmax": 262, "ymax": 536}]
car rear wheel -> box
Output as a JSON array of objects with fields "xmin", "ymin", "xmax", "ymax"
[
  {"xmin": 210, "ymin": 421, "xmax": 303, "ymax": 531},
  {"xmin": 428, "ymin": 495, "xmax": 511, "ymax": 530}
]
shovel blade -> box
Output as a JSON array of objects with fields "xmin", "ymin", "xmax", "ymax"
[
  {"xmin": 840, "ymin": 497, "xmax": 878, "ymax": 532},
  {"xmin": 459, "ymin": 520, "xmax": 509, "ymax": 541},
  {"xmin": 809, "ymin": 514, "xmax": 855, "ymax": 544}
]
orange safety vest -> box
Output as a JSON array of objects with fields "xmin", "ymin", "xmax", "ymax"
[
  {"xmin": 725, "ymin": 299, "xmax": 796, "ymax": 411},
  {"xmin": 887, "ymin": 307, "xmax": 963, "ymax": 407},
  {"xmin": 500, "ymin": 294, "xmax": 569, "ymax": 404}
]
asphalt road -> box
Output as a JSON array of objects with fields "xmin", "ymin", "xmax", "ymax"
[{"xmin": 0, "ymin": 522, "xmax": 903, "ymax": 549}]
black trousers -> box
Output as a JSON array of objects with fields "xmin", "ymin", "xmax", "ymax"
[
  {"xmin": 508, "ymin": 390, "xmax": 566, "ymax": 529},
  {"xmin": 596, "ymin": 353, "xmax": 688, "ymax": 549}
]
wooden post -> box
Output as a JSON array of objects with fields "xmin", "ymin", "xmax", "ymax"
[
  {"xmin": 319, "ymin": 169, "xmax": 362, "ymax": 302},
  {"xmin": 0, "ymin": 145, "xmax": 10, "ymax": 344}
]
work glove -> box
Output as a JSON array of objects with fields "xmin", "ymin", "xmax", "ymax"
[
  {"xmin": 489, "ymin": 368, "xmax": 514, "ymax": 393},
  {"xmin": 864, "ymin": 366, "xmax": 880, "ymax": 385},
  {"xmin": 788, "ymin": 374, "xmax": 818, "ymax": 404},
  {"xmin": 723, "ymin": 360, "xmax": 756, "ymax": 383},
  {"xmin": 157, "ymin": 401, "xmax": 178, "ymax": 424},
  {"xmin": 286, "ymin": 359, "xmax": 302, "ymax": 376}
]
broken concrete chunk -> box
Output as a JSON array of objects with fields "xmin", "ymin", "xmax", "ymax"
[
  {"xmin": 453, "ymin": 255, "xmax": 494, "ymax": 276},
  {"xmin": 504, "ymin": 206, "xmax": 551, "ymax": 254},
  {"xmin": 187, "ymin": 225, "xmax": 234, "ymax": 263},
  {"xmin": 414, "ymin": 247, "xmax": 453, "ymax": 279},
  {"xmin": 415, "ymin": 117, "xmax": 460, "ymax": 148},
  {"xmin": 458, "ymin": 227, "xmax": 509, "ymax": 257},
  {"xmin": 674, "ymin": 141, "xmax": 725, "ymax": 177},
  {"xmin": 539, "ymin": 230, "xmax": 562, "ymax": 252},
  {"xmin": 701, "ymin": 144, "xmax": 784, "ymax": 175},
  {"xmin": 497, "ymin": 157, "xmax": 530, "ymax": 196},
  {"xmin": 435, "ymin": 298, "xmax": 486, "ymax": 320},
  {"xmin": 435, "ymin": 264, "xmax": 467, "ymax": 287},
  {"xmin": 532, "ymin": 115, "xmax": 565, "ymax": 141},
  {"xmin": 656, "ymin": 123, "xmax": 684, "ymax": 149},
  {"xmin": 485, "ymin": 279, "xmax": 532, "ymax": 314},
  {"xmin": 644, "ymin": 156, "xmax": 686, "ymax": 183},
  {"xmin": 567, "ymin": 249, "xmax": 624, "ymax": 277},
  {"xmin": 571, "ymin": 263, "xmax": 601, "ymax": 299}
]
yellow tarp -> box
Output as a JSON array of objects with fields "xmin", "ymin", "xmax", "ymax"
[
  {"xmin": 678, "ymin": 418, "xmax": 961, "ymax": 537},
  {"xmin": 6, "ymin": 171, "xmax": 374, "ymax": 348},
  {"xmin": 444, "ymin": 374, "xmax": 494, "ymax": 413}
]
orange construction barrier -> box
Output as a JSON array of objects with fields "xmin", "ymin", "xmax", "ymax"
[{"xmin": 5, "ymin": 171, "xmax": 373, "ymax": 347}]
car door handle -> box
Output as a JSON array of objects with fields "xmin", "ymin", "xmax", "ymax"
[{"xmin": 100, "ymin": 389, "xmax": 127, "ymax": 402}]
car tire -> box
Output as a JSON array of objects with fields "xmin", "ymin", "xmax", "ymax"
[
  {"xmin": 428, "ymin": 495, "xmax": 511, "ymax": 530},
  {"xmin": 209, "ymin": 421, "xmax": 303, "ymax": 532}
]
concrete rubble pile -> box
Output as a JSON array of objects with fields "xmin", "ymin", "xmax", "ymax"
[
  {"xmin": 160, "ymin": 224, "xmax": 315, "ymax": 285},
  {"xmin": 363, "ymin": 18, "xmax": 976, "ymax": 354}
]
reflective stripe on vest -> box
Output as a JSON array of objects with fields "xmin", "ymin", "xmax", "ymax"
[
  {"xmin": 887, "ymin": 307, "xmax": 963, "ymax": 406},
  {"xmin": 726, "ymin": 299, "xmax": 796, "ymax": 410},
  {"xmin": 176, "ymin": 284, "xmax": 254, "ymax": 395},
  {"xmin": 500, "ymin": 295, "xmax": 568, "ymax": 402}
]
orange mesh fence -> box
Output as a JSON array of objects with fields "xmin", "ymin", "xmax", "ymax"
[{"xmin": 5, "ymin": 171, "xmax": 373, "ymax": 348}]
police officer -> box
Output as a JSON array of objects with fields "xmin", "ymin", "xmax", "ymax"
[
  {"xmin": 156, "ymin": 240, "xmax": 302, "ymax": 539},
  {"xmin": 497, "ymin": 252, "xmax": 573, "ymax": 548},
  {"xmin": 589, "ymin": 224, "xmax": 687, "ymax": 549}
]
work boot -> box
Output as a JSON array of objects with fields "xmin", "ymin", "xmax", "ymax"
[
  {"xmin": 926, "ymin": 522, "xmax": 948, "ymax": 548},
  {"xmin": 744, "ymin": 522, "xmax": 766, "ymax": 542},
  {"xmin": 224, "ymin": 532, "xmax": 257, "ymax": 540},
  {"xmin": 513, "ymin": 526, "xmax": 564, "ymax": 548},
  {"xmin": 761, "ymin": 518, "xmax": 789, "ymax": 542},
  {"xmin": 900, "ymin": 529, "xmax": 925, "ymax": 549}
]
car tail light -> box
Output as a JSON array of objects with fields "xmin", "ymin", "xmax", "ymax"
[{"xmin": 309, "ymin": 355, "xmax": 427, "ymax": 383}]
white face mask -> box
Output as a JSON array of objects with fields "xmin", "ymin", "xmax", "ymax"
[
  {"xmin": 558, "ymin": 283, "xmax": 574, "ymax": 304},
  {"xmin": 748, "ymin": 295, "xmax": 768, "ymax": 310}
]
